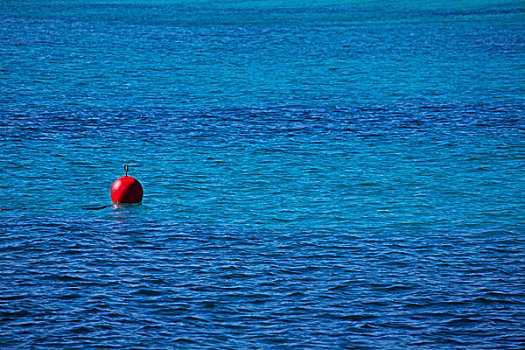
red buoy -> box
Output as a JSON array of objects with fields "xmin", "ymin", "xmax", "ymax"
[{"xmin": 111, "ymin": 164, "xmax": 143, "ymax": 204}]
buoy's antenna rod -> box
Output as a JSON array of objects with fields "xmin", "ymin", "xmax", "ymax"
[{"xmin": 124, "ymin": 163, "xmax": 129, "ymax": 176}]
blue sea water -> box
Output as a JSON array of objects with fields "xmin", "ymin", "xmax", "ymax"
[{"xmin": 1, "ymin": 0, "xmax": 524, "ymax": 348}]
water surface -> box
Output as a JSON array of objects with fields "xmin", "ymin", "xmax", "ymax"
[{"xmin": 1, "ymin": 0, "xmax": 524, "ymax": 348}]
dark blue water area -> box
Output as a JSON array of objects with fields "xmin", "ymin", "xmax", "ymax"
[
  {"xmin": 1, "ymin": 0, "xmax": 525, "ymax": 349},
  {"xmin": 0, "ymin": 212, "xmax": 524, "ymax": 349}
]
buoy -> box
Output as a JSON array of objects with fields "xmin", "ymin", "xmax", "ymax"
[{"xmin": 111, "ymin": 164, "xmax": 143, "ymax": 204}]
